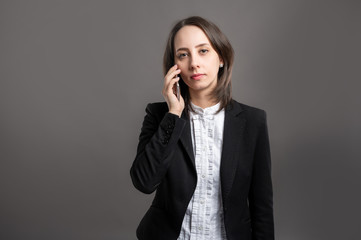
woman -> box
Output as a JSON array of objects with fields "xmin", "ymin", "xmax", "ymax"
[{"xmin": 130, "ymin": 16, "xmax": 274, "ymax": 240}]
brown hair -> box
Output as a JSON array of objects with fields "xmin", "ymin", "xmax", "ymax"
[{"xmin": 163, "ymin": 16, "xmax": 234, "ymax": 115}]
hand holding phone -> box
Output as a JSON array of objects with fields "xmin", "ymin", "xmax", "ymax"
[{"xmin": 162, "ymin": 64, "xmax": 184, "ymax": 117}]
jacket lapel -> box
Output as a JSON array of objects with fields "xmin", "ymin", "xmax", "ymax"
[
  {"xmin": 179, "ymin": 111, "xmax": 196, "ymax": 168},
  {"xmin": 220, "ymin": 100, "xmax": 246, "ymax": 202},
  {"xmin": 178, "ymin": 100, "xmax": 246, "ymax": 202}
]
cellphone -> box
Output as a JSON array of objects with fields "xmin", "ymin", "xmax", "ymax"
[
  {"xmin": 173, "ymin": 62, "xmax": 180, "ymax": 101},
  {"xmin": 176, "ymin": 75, "xmax": 180, "ymax": 101}
]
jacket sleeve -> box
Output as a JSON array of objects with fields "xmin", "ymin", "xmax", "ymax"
[
  {"xmin": 130, "ymin": 103, "xmax": 186, "ymax": 194},
  {"xmin": 248, "ymin": 110, "xmax": 275, "ymax": 240}
]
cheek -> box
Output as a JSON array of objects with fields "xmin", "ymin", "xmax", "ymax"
[
  {"xmin": 209, "ymin": 60, "xmax": 220, "ymax": 75},
  {"xmin": 177, "ymin": 65, "xmax": 188, "ymax": 76},
  {"xmin": 180, "ymin": 73, "xmax": 189, "ymax": 83},
  {"xmin": 210, "ymin": 56, "xmax": 220, "ymax": 68}
]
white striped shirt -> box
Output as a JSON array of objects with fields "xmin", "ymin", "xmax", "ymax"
[{"xmin": 177, "ymin": 101, "xmax": 227, "ymax": 240}]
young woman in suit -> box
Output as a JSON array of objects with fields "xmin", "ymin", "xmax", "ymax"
[{"xmin": 130, "ymin": 16, "xmax": 274, "ymax": 240}]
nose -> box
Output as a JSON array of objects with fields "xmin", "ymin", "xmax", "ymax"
[{"xmin": 189, "ymin": 54, "xmax": 200, "ymax": 70}]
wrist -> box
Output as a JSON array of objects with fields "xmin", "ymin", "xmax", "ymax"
[{"xmin": 168, "ymin": 110, "xmax": 181, "ymax": 117}]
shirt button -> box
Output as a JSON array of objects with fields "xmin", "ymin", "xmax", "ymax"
[
  {"xmin": 202, "ymin": 174, "xmax": 206, "ymax": 178},
  {"xmin": 203, "ymin": 146, "xmax": 207, "ymax": 151},
  {"xmin": 200, "ymin": 199, "xmax": 204, "ymax": 204},
  {"xmin": 198, "ymin": 226, "xmax": 202, "ymax": 231}
]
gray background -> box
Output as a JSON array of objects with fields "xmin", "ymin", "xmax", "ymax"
[{"xmin": 1, "ymin": 0, "xmax": 360, "ymax": 239}]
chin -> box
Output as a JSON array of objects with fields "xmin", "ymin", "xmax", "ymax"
[
  {"xmin": 187, "ymin": 80, "xmax": 204, "ymax": 87},
  {"xmin": 189, "ymin": 83, "xmax": 212, "ymax": 92}
]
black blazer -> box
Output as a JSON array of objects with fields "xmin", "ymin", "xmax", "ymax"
[{"xmin": 130, "ymin": 99, "xmax": 274, "ymax": 240}]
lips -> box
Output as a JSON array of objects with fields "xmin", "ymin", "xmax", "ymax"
[{"xmin": 191, "ymin": 74, "xmax": 205, "ymax": 80}]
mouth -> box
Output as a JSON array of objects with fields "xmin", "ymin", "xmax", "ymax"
[{"xmin": 191, "ymin": 74, "xmax": 205, "ymax": 80}]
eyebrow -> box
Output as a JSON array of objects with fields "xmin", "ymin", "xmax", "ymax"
[{"xmin": 176, "ymin": 43, "xmax": 210, "ymax": 52}]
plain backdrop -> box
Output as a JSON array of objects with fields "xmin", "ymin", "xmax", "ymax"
[{"xmin": 1, "ymin": 0, "xmax": 360, "ymax": 239}]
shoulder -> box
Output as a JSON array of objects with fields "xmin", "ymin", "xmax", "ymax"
[
  {"xmin": 143, "ymin": 101, "xmax": 169, "ymax": 121},
  {"xmin": 230, "ymin": 99, "xmax": 267, "ymax": 125},
  {"xmin": 145, "ymin": 101, "xmax": 168, "ymax": 113}
]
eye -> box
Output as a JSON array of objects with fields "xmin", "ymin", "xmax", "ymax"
[
  {"xmin": 177, "ymin": 53, "xmax": 188, "ymax": 59},
  {"xmin": 200, "ymin": 49, "xmax": 209, "ymax": 54}
]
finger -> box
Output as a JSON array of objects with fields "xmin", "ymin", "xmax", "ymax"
[
  {"xmin": 165, "ymin": 70, "xmax": 181, "ymax": 85},
  {"xmin": 162, "ymin": 75, "xmax": 179, "ymax": 97},
  {"xmin": 165, "ymin": 68, "xmax": 181, "ymax": 83},
  {"xmin": 163, "ymin": 70, "xmax": 180, "ymax": 93},
  {"xmin": 164, "ymin": 78, "xmax": 179, "ymax": 100},
  {"xmin": 166, "ymin": 76, "xmax": 180, "ymax": 93},
  {"xmin": 165, "ymin": 64, "xmax": 178, "ymax": 76}
]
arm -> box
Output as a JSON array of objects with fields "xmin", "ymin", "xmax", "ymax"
[
  {"xmin": 249, "ymin": 110, "xmax": 275, "ymax": 240},
  {"xmin": 130, "ymin": 103, "xmax": 186, "ymax": 194}
]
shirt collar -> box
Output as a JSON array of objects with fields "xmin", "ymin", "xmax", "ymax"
[{"xmin": 190, "ymin": 101, "xmax": 221, "ymax": 116}]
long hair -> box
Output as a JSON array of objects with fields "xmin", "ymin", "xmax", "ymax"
[{"xmin": 163, "ymin": 16, "xmax": 234, "ymax": 115}]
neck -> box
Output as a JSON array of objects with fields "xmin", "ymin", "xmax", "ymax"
[{"xmin": 189, "ymin": 91, "xmax": 218, "ymax": 109}]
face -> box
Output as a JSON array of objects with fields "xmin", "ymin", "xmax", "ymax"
[{"xmin": 173, "ymin": 25, "xmax": 223, "ymax": 97}]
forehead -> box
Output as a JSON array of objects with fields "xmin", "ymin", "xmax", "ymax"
[{"xmin": 174, "ymin": 25, "xmax": 210, "ymax": 49}]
